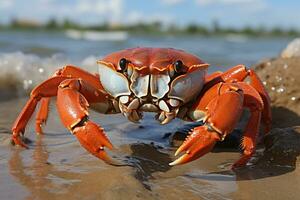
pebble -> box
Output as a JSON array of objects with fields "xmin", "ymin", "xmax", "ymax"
[{"xmin": 281, "ymin": 38, "xmax": 300, "ymax": 58}]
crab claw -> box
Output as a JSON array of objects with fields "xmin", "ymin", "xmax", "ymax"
[
  {"xmin": 169, "ymin": 126, "xmax": 220, "ymax": 166},
  {"xmin": 73, "ymin": 121, "xmax": 113, "ymax": 164}
]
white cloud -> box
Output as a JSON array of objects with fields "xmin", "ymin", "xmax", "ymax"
[
  {"xmin": 162, "ymin": 0, "xmax": 185, "ymax": 5},
  {"xmin": 126, "ymin": 11, "xmax": 174, "ymax": 25},
  {"xmin": 74, "ymin": 0, "xmax": 122, "ymax": 15},
  {"xmin": 0, "ymin": 0, "xmax": 124, "ymax": 24},
  {"xmin": 197, "ymin": 0, "xmax": 264, "ymax": 6},
  {"xmin": 196, "ymin": 0, "xmax": 267, "ymax": 13},
  {"xmin": 73, "ymin": 0, "xmax": 123, "ymax": 23},
  {"xmin": 0, "ymin": 0, "xmax": 13, "ymax": 9}
]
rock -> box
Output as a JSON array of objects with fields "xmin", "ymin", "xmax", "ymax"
[
  {"xmin": 281, "ymin": 38, "xmax": 300, "ymax": 58},
  {"xmin": 255, "ymin": 126, "xmax": 300, "ymax": 167},
  {"xmin": 254, "ymin": 57, "xmax": 300, "ymax": 128},
  {"xmin": 233, "ymin": 127, "xmax": 300, "ymax": 180}
]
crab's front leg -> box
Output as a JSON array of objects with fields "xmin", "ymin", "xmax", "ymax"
[
  {"xmin": 170, "ymin": 83, "xmax": 244, "ymax": 167},
  {"xmin": 56, "ymin": 79, "xmax": 113, "ymax": 163}
]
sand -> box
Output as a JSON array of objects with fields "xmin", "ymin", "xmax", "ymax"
[{"xmin": 0, "ymin": 95, "xmax": 299, "ymax": 200}]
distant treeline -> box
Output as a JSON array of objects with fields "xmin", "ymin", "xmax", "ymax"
[{"xmin": 0, "ymin": 18, "xmax": 299, "ymax": 37}]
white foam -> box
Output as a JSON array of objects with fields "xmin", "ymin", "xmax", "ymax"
[{"xmin": 0, "ymin": 52, "xmax": 100, "ymax": 92}]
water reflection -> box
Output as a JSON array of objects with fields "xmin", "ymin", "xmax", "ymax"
[
  {"xmin": 126, "ymin": 143, "xmax": 172, "ymax": 190},
  {"xmin": 8, "ymin": 136, "xmax": 150, "ymax": 199},
  {"xmin": 9, "ymin": 136, "xmax": 54, "ymax": 200}
]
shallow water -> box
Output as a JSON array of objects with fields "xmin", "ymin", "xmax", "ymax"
[
  {"xmin": 1, "ymin": 98, "xmax": 299, "ymax": 200},
  {"xmin": 0, "ymin": 32, "xmax": 299, "ymax": 199}
]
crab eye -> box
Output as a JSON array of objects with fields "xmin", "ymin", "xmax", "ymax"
[
  {"xmin": 119, "ymin": 58, "xmax": 127, "ymax": 72},
  {"xmin": 174, "ymin": 60, "xmax": 186, "ymax": 74}
]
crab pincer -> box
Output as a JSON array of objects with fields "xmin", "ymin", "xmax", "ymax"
[
  {"xmin": 170, "ymin": 126, "xmax": 220, "ymax": 166},
  {"xmin": 73, "ymin": 121, "xmax": 113, "ymax": 163},
  {"xmin": 56, "ymin": 79, "xmax": 115, "ymax": 164}
]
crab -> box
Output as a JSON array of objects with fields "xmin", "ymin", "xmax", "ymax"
[{"xmin": 11, "ymin": 47, "xmax": 271, "ymax": 168}]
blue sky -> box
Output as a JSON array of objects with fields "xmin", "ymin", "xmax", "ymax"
[{"xmin": 0, "ymin": 0, "xmax": 299, "ymax": 29}]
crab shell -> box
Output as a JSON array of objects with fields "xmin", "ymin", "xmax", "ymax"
[{"xmin": 97, "ymin": 47, "xmax": 209, "ymax": 118}]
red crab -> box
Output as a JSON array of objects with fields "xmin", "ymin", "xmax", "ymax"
[{"xmin": 12, "ymin": 47, "xmax": 271, "ymax": 168}]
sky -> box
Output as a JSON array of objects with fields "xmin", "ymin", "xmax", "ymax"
[{"xmin": 0, "ymin": 0, "xmax": 299, "ymax": 29}]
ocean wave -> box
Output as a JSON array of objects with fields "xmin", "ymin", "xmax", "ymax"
[{"xmin": 0, "ymin": 52, "xmax": 101, "ymax": 100}]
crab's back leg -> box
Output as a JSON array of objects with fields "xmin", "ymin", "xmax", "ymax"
[
  {"xmin": 56, "ymin": 78, "xmax": 113, "ymax": 163},
  {"xmin": 247, "ymin": 69, "xmax": 271, "ymax": 133},
  {"xmin": 35, "ymin": 97, "xmax": 50, "ymax": 134},
  {"xmin": 170, "ymin": 82, "xmax": 244, "ymax": 166},
  {"xmin": 217, "ymin": 65, "xmax": 271, "ymax": 133},
  {"xmin": 34, "ymin": 65, "xmax": 105, "ymax": 134}
]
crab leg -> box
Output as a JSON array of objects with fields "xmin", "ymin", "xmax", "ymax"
[
  {"xmin": 35, "ymin": 97, "xmax": 50, "ymax": 134},
  {"xmin": 233, "ymin": 109, "xmax": 261, "ymax": 168},
  {"xmin": 56, "ymin": 79, "xmax": 113, "ymax": 163},
  {"xmin": 12, "ymin": 76, "xmax": 67, "ymax": 147},
  {"xmin": 34, "ymin": 65, "xmax": 105, "ymax": 134},
  {"xmin": 232, "ymin": 82, "xmax": 263, "ymax": 168},
  {"xmin": 247, "ymin": 69, "xmax": 271, "ymax": 133},
  {"xmin": 219, "ymin": 65, "xmax": 271, "ymax": 133},
  {"xmin": 55, "ymin": 65, "xmax": 104, "ymax": 89}
]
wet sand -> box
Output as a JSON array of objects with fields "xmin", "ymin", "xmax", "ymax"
[{"xmin": 0, "ymin": 98, "xmax": 299, "ymax": 200}]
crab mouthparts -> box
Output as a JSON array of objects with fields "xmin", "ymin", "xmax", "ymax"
[
  {"xmin": 112, "ymin": 69, "xmax": 182, "ymax": 124},
  {"xmin": 117, "ymin": 94, "xmax": 182, "ymax": 124}
]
